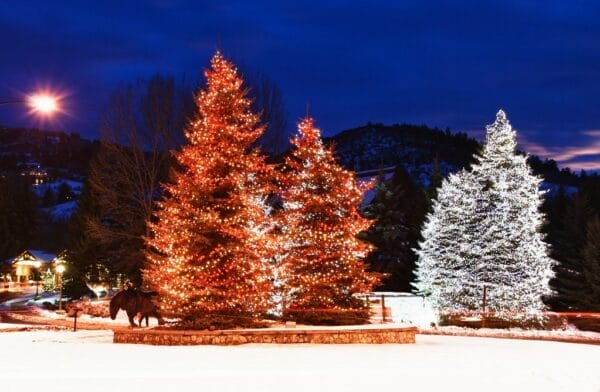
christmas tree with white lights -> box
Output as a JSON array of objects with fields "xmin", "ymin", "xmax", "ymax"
[
  {"xmin": 414, "ymin": 169, "xmax": 484, "ymax": 312},
  {"xmin": 143, "ymin": 52, "xmax": 275, "ymax": 327},
  {"xmin": 470, "ymin": 110, "xmax": 554, "ymax": 319},
  {"xmin": 279, "ymin": 117, "xmax": 380, "ymax": 324},
  {"xmin": 415, "ymin": 110, "xmax": 554, "ymax": 322}
]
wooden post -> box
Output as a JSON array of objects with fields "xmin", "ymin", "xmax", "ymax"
[
  {"xmin": 482, "ymin": 286, "xmax": 487, "ymax": 328},
  {"xmin": 68, "ymin": 308, "xmax": 82, "ymax": 331},
  {"xmin": 381, "ymin": 294, "xmax": 386, "ymax": 323}
]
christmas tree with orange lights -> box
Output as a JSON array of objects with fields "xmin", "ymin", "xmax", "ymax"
[
  {"xmin": 143, "ymin": 52, "xmax": 275, "ymax": 327},
  {"xmin": 279, "ymin": 117, "xmax": 380, "ymax": 324}
]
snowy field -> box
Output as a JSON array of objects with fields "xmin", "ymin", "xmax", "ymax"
[{"xmin": 0, "ymin": 329, "xmax": 598, "ymax": 392}]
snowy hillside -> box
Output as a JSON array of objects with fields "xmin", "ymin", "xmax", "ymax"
[
  {"xmin": 327, "ymin": 123, "xmax": 478, "ymax": 176},
  {"xmin": 32, "ymin": 179, "xmax": 83, "ymax": 198},
  {"xmin": 42, "ymin": 200, "xmax": 79, "ymax": 222},
  {"xmin": 335, "ymin": 125, "xmax": 582, "ymax": 194}
]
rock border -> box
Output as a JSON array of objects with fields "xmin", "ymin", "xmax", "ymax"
[{"xmin": 113, "ymin": 325, "xmax": 417, "ymax": 345}]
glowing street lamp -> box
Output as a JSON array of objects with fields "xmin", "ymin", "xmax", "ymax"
[
  {"xmin": 56, "ymin": 263, "xmax": 66, "ymax": 313},
  {"xmin": 27, "ymin": 94, "xmax": 59, "ymax": 114},
  {"xmin": 0, "ymin": 92, "xmax": 61, "ymax": 116}
]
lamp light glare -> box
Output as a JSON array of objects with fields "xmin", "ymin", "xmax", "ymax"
[{"xmin": 28, "ymin": 94, "xmax": 58, "ymax": 114}]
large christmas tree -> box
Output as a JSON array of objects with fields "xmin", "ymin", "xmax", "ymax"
[
  {"xmin": 279, "ymin": 117, "xmax": 380, "ymax": 324},
  {"xmin": 415, "ymin": 110, "xmax": 554, "ymax": 322},
  {"xmin": 414, "ymin": 169, "xmax": 483, "ymax": 312},
  {"xmin": 143, "ymin": 52, "xmax": 275, "ymax": 327}
]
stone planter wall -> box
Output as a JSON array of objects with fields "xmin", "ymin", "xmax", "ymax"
[{"xmin": 113, "ymin": 325, "xmax": 417, "ymax": 346}]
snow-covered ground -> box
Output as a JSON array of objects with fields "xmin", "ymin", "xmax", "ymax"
[
  {"xmin": 42, "ymin": 200, "xmax": 78, "ymax": 221},
  {"xmin": 2, "ymin": 291, "xmax": 599, "ymax": 391},
  {"xmin": 32, "ymin": 179, "xmax": 83, "ymax": 197},
  {"xmin": 0, "ymin": 329, "xmax": 598, "ymax": 392}
]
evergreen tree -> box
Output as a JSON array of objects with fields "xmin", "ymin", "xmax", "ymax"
[
  {"xmin": 547, "ymin": 195, "xmax": 590, "ymax": 310},
  {"xmin": 581, "ymin": 216, "xmax": 600, "ymax": 312},
  {"xmin": 415, "ymin": 110, "xmax": 554, "ymax": 322},
  {"xmin": 470, "ymin": 110, "xmax": 554, "ymax": 318},
  {"xmin": 360, "ymin": 165, "xmax": 426, "ymax": 291},
  {"xmin": 56, "ymin": 182, "xmax": 73, "ymax": 203},
  {"xmin": 64, "ymin": 179, "xmax": 111, "ymax": 298},
  {"xmin": 425, "ymin": 156, "xmax": 444, "ymax": 205},
  {"xmin": 414, "ymin": 170, "xmax": 483, "ymax": 313},
  {"xmin": 279, "ymin": 117, "xmax": 380, "ymax": 324},
  {"xmin": 42, "ymin": 269, "xmax": 55, "ymax": 292},
  {"xmin": 0, "ymin": 175, "xmax": 37, "ymax": 261},
  {"xmin": 41, "ymin": 187, "xmax": 56, "ymax": 207},
  {"xmin": 144, "ymin": 52, "xmax": 275, "ymax": 327}
]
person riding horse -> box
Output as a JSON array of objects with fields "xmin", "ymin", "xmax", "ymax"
[{"xmin": 109, "ymin": 285, "xmax": 165, "ymax": 327}]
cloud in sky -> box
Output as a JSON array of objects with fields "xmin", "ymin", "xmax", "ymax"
[
  {"xmin": 519, "ymin": 129, "xmax": 600, "ymax": 171},
  {"xmin": 559, "ymin": 160, "xmax": 600, "ymax": 171},
  {"xmin": 583, "ymin": 130, "xmax": 600, "ymax": 137}
]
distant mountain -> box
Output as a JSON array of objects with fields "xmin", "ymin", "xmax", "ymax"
[
  {"xmin": 325, "ymin": 123, "xmax": 582, "ymax": 191},
  {"xmin": 0, "ymin": 127, "xmax": 96, "ymax": 254},
  {"xmin": 327, "ymin": 123, "xmax": 478, "ymax": 171},
  {"xmin": 0, "ymin": 123, "xmax": 585, "ymax": 200},
  {"xmin": 0, "ymin": 126, "xmax": 96, "ymax": 178},
  {"xmin": 324, "ymin": 123, "xmax": 479, "ymax": 187}
]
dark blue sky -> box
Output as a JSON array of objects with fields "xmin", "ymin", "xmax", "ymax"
[{"xmin": 1, "ymin": 1, "xmax": 600, "ymax": 170}]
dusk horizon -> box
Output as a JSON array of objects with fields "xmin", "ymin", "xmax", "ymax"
[{"xmin": 1, "ymin": 1, "xmax": 600, "ymax": 170}]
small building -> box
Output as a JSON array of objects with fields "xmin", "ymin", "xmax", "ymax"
[{"xmin": 1, "ymin": 250, "xmax": 65, "ymax": 289}]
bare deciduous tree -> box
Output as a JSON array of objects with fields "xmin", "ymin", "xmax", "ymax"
[
  {"xmin": 246, "ymin": 72, "xmax": 289, "ymax": 156},
  {"xmin": 87, "ymin": 75, "xmax": 193, "ymax": 282}
]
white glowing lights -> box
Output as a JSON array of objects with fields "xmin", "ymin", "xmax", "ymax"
[{"xmin": 414, "ymin": 110, "xmax": 554, "ymax": 322}]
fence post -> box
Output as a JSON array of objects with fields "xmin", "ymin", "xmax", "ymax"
[{"xmin": 482, "ymin": 286, "xmax": 487, "ymax": 328}]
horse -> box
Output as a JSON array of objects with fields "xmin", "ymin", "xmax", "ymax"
[
  {"xmin": 136, "ymin": 290, "xmax": 165, "ymax": 327},
  {"xmin": 109, "ymin": 287, "xmax": 165, "ymax": 328}
]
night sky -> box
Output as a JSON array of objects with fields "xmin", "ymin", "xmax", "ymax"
[{"xmin": 1, "ymin": 1, "xmax": 600, "ymax": 170}]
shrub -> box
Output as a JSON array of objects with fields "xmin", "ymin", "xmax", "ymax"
[
  {"xmin": 439, "ymin": 311, "xmax": 553, "ymax": 329},
  {"xmin": 170, "ymin": 312, "xmax": 269, "ymax": 330},
  {"xmin": 568, "ymin": 316, "xmax": 600, "ymax": 332},
  {"xmin": 67, "ymin": 299, "xmax": 110, "ymax": 318},
  {"xmin": 283, "ymin": 308, "xmax": 370, "ymax": 326}
]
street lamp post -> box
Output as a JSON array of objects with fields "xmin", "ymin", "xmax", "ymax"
[
  {"xmin": 56, "ymin": 264, "xmax": 65, "ymax": 313},
  {"xmin": 1, "ymin": 92, "xmax": 63, "ymax": 303},
  {"xmin": 33, "ymin": 261, "xmax": 42, "ymax": 299}
]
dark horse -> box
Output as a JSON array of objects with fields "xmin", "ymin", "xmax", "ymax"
[{"xmin": 109, "ymin": 287, "xmax": 165, "ymax": 327}]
